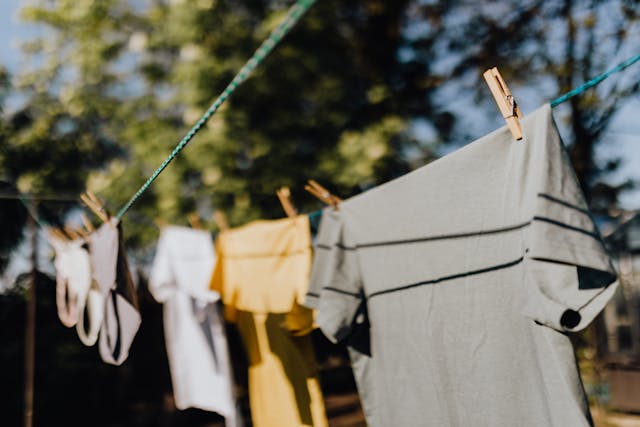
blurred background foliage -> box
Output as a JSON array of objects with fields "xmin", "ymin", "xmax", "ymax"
[{"xmin": 1, "ymin": 0, "xmax": 639, "ymax": 254}]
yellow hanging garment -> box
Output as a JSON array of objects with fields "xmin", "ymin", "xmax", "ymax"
[{"xmin": 210, "ymin": 215, "xmax": 327, "ymax": 427}]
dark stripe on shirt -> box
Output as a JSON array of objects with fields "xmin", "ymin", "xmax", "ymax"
[
  {"xmin": 306, "ymin": 292, "xmax": 320, "ymax": 298},
  {"xmin": 532, "ymin": 216, "xmax": 599, "ymax": 239},
  {"xmin": 355, "ymin": 221, "xmax": 531, "ymax": 250},
  {"xmin": 323, "ymin": 215, "xmax": 597, "ymax": 254},
  {"xmin": 537, "ymin": 193, "xmax": 591, "ymax": 216},
  {"xmin": 314, "ymin": 244, "xmax": 332, "ymax": 250},
  {"xmin": 336, "ymin": 243, "xmax": 357, "ymax": 251},
  {"xmin": 321, "ymin": 286, "xmax": 362, "ymax": 298},
  {"xmin": 368, "ymin": 256, "xmax": 525, "ymax": 299}
]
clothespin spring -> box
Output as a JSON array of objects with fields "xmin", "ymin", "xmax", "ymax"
[{"xmin": 505, "ymin": 94, "xmax": 518, "ymax": 119}]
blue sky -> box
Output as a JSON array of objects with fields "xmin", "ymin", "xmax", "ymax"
[
  {"xmin": 0, "ymin": 0, "xmax": 638, "ymax": 210},
  {"xmin": 0, "ymin": 1, "xmax": 39, "ymax": 72}
]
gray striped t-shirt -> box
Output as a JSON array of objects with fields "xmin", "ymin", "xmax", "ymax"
[{"xmin": 308, "ymin": 104, "xmax": 617, "ymax": 427}]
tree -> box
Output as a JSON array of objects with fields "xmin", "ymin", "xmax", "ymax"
[
  {"xmin": 83, "ymin": 0, "xmax": 443, "ymax": 248},
  {"xmin": 12, "ymin": 0, "xmax": 136, "ymax": 194},
  {"xmin": 0, "ymin": 66, "xmax": 30, "ymax": 274},
  {"xmin": 3, "ymin": 0, "xmax": 639, "ymax": 252},
  {"xmin": 0, "ymin": 0, "xmax": 140, "ymax": 276},
  {"xmin": 413, "ymin": 0, "xmax": 640, "ymax": 214}
]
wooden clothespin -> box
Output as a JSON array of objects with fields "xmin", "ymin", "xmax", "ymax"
[
  {"xmin": 304, "ymin": 180, "xmax": 341, "ymax": 209},
  {"xmin": 276, "ymin": 187, "xmax": 297, "ymax": 218},
  {"xmin": 80, "ymin": 191, "xmax": 110, "ymax": 223},
  {"xmin": 48, "ymin": 227, "xmax": 70, "ymax": 242},
  {"xmin": 80, "ymin": 213, "xmax": 95, "ymax": 233},
  {"xmin": 483, "ymin": 67, "xmax": 523, "ymax": 140},
  {"xmin": 63, "ymin": 225, "xmax": 84, "ymax": 240},
  {"xmin": 87, "ymin": 191, "xmax": 109, "ymax": 220},
  {"xmin": 73, "ymin": 225, "xmax": 90, "ymax": 239},
  {"xmin": 187, "ymin": 212, "xmax": 203, "ymax": 229},
  {"xmin": 213, "ymin": 211, "xmax": 229, "ymax": 232}
]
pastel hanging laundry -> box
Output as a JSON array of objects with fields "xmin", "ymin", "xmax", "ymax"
[
  {"xmin": 210, "ymin": 215, "xmax": 328, "ymax": 427},
  {"xmin": 89, "ymin": 219, "xmax": 141, "ymax": 366},
  {"xmin": 149, "ymin": 226, "xmax": 238, "ymax": 426},
  {"xmin": 76, "ymin": 284, "xmax": 104, "ymax": 346},
  {"xmin": 310, "ymin": 104, "xmax": 618, "ymax": 427},
  {"xmin": 76, "ymin": 221, "xmax": 118, "ymax": 347},
  {"xmin": 50, "ymin": 238, "xmax": 92, "ymax": 328}
]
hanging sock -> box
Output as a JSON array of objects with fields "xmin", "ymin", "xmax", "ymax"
[
  {"xmin": 115, "ymin": 0, "xmax": 318, "ymax": 221},
  {"xmin": 76, "ymin": 284, "xmax": 104, "ymax": 347},
  {"xmin": 97, "ymin": 220, "xmax": 141, "ymax": 366},
  {"xmin": 49, "ymin": 237, "xmax": 92, "ymax": 328},
  {"xmin": 85, "ymin": 219, "xmax": 141, "ymax": 365}
]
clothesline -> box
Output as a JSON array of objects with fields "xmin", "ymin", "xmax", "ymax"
[
  {"xmin": 113, "ymin": 46, "xmax": 640, "ymax": 221},
  {"xmin": 115, "ymin": 0, "xmax": 317, "ymax": 220},
  {"xmin": 12, "ymin": 49, "xmax": 640, "ymax": 233},
  {"xmin": 5, "ymin": 0, "xmax": 639, "ymax": 227},
  {"xmin": 550, "ymin": 54, "xmax": 640, "ymax": 107}
]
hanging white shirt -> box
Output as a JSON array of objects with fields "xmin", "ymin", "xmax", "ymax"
[{"xmin": 149, "ymin": 226, "xmax": 236, "ymax": 425}]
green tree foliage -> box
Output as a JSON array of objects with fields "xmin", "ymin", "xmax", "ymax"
[
  {"xmin": 413, "ymin": 0, "xmax": 640, "ymax": 213},
  {"xmin": 0, "ymin": 66, "xmax": 29, "ymax": 272},
  {"xmin": 11, "ymin": 0, "xmax": 134, "ymax": 196},
  {"xmin": 0, "ymin": 0, "xmax": 138, "ymax": 272},
  {"xmin": 2, "ymin": 0, "xmax": 639, "ymax": 253}
]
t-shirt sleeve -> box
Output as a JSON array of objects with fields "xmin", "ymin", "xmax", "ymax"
[
  {"xmin": 305, "ymin": 209, "xmax": 341, "ymax": 309},
  {"xmin": 523, "ymin": 105, "xmax": 618, "ymax": 332},
  {"xmin": 314, "ymin": 215, "xmax": 365, "ymax": 343}
]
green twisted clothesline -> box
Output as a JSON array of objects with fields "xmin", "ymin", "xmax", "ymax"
[
  {"xmin": 551, "ymin": 54, "xmax": 640, "ymax": 107},
  {"xmin": 115, "ymin": 0, "xmax": 317, "ymax": 220},
  {"xmin": 114, "ymin": 0, "xmax": 636, "ymax": 222}
]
